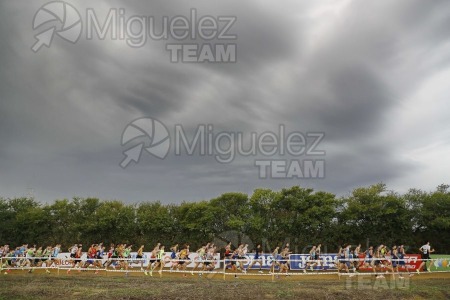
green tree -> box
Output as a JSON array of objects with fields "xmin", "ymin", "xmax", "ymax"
[
  {"xmin": 136, "ymin": 201, "xmax": 175, "ymax": 247},
  {"xmin": 417, "ymin": 185, "xmax": 450, "ymax": 251},
  {"xmin": 339, "ymin": 183, "xmax": 412, "ymax": 248}
]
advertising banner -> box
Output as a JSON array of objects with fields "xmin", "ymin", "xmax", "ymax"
[
  {"xmin": 56, "ymin": 252, "xmax": 221, "ymax": 269},
  {"xmin": 289, "ymin": 253, "xmax": 339, "ymax": 270},
  {"xmin": 356, "ymin": 254, "xmax": 421, "ymax": 271}
]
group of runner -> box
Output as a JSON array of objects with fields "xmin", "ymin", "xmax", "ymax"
[
  {"xmin": 0, "ymin": 243, "xmax": 62, "ymax": 273},
  {"xmin": 0, "ymin": 242, "xmax": 221, "ymax": 276},
  {"xmin": 0, "ymin": 241, "xmax": 436, "ymax": 277},
  {"xmin": 335, "ymin": 244, "xmax": 412, "ymax": 279},
  {"xmin": 332, "ymin": 242, "xmax": 435, "ymax": 279},
  {"xmin": 223, "ymin": 242, "xmax": 436, "ymax": 278}
]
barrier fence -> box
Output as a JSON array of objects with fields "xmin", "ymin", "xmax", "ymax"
[{"xmin": 1, "ymin": 254, "xmax": 449, "ymax": 279}]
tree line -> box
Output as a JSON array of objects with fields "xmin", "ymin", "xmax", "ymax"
[{"xmin": 1, "ymin": 183, "xmax": 449, "ymax": 254}]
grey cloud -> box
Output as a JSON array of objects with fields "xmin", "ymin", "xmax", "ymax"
[{"xmin": 0, "ymin": 0, "xmax": 449, "ymax": 202}]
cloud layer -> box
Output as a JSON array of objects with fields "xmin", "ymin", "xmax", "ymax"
[{"xmin": 1, "ymin": 0, "xmax": 449, "ymax": 202}]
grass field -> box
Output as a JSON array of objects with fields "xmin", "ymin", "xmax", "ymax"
[{"xmin": 1, "ymin": 269, "xmax": 449, "ymax": 300}]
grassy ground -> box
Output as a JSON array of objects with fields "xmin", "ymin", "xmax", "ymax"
[{"xmin": 0, "ymin": 270, "xmax": 449, "ymax": 300}]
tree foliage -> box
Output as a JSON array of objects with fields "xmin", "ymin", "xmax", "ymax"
[{"xmin": 0, "ymin": 184, "xmax": 448, "ymax": 253}]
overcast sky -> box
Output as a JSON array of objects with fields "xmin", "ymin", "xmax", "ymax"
[{"xmin": 1, "ymin": 0, "xmax": 449, "ymax": 203}]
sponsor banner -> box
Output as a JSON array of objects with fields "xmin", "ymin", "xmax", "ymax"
[
  {"xmin": 241, "ymin": 253, "xmax": 338, "ymax": 270},
  {"xmin": 430, "ymin": 255, "xmax": 450, "ymax": 271},
  {"xmin": 356, "ymin": 254, "xmax": 421, "ymax": 271},
  {"xmin": 160, "ymin": 252, "xmax": 221, "ymax": 269},
  {"xmin": 43, "ymin": 252, "xmax": 449, "ymax": 272},
  {"xmin": 237, "ymin": 253, "xmax": 278, "ymax": 270},
  {"xmin": 56, "ymin": 252, "xmax": 220, "ymax": 269},
  {"xmin": 289, "ymin": 254, "xmax": 339, "ymax": 270}
]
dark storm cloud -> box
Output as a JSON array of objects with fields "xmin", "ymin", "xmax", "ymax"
[
  {"xmin": 0, "ymin": 0, "xmax": 449, "ymax": 202},
  {"xmin": 262, "ymin": 0, "xmax": 450, "ymax": 193},
  {"xmin": 314, "ymin": 65, "xmax": 393, "ymax": 141}
]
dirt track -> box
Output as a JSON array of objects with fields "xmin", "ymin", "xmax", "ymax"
[
  {"xmin": 4, "ymin": 267, "xmax": 450, "ymax": 281},
  {"xmin": 2, "ymin": 268, "xmax": 450, "ymax": 299}
]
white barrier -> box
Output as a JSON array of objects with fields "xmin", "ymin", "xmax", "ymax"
[{"xmin": 1, "ymin": 255, "xmax": 448, "ymax": 279}]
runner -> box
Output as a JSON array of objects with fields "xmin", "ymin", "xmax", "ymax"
[
  {"xmin": 25, "ymin": 245, "xmax": 36, "ymax": 272},
  {"xmin": 75, "ymin": 244, "xmax": 83, "ymax": 270},
  {"xmin": 3, "ymin": 249, "xmax": 15, "ymax": 272},
  {"xmin": 203, "ymin": 245, "xmax": 216, "ymax": 273},
  {"xmin": 229, "ymin": 248, "xmax": 239, "ymax": 275},
  {"xmin": 246, "ymin": 244, "xmax": 264, "ymax": 273},
  {"xmin": 67, "ymin": 244, "xmax": 83, "ymax": 273},
  {"xmin": 270, "ymin": 246, "xmax": 280, "ymax": 275},
  {"xmin": 316, "ymin": 244, "xmax": 323, "ymax": 270},
  {"xmin": 417, "ymin": 241, "xmax": 435, "ymax": 273},
  {"xmin": 151, "ymin": 245, "xmax": 165, "ymax": 275},
  {"xmin": 191, "ymin": 245, "xmax": 206, "ymax": 275},
  {"xmin": 144, "ymin": 243, "xmax": 160, "ymax": 276},
  {"xmin": 373, "ymin": 245, "xmax": 384, "ymax": 278},
  {"xmin": 95, "ymin": 244, "xmax": 105, "ymax": 269},
  {"xmin": 40, "ymin": 245, "xmax": 53, "ymax": 273},
  {"xmin": 169, "ymin": 244, "xmax": 179, "ymax": 272},
  {"xmin": 383, "ymin": 247, "xmax": 395, "ymax": 276},
  {"xmin": 337, "ymin": 246, "xmax": 346, "ymax": 275},
  {"xmin": 83, "ymin": 244, "xmax": 98, "ymax": 273},
  {"xmin": 136, "ymin": 245, "xmax": 145, "ymax": 270},
  {"xmin": 337, "ymin": 245, "xmax": 355, "ymax": 277},
  {"xmin": 239, "ymin": 244, "xmax": 249, "ymax": 273},
  {"xmin": 278, "ymin": 247, "xmax": 290, "ymax": 276},
  {"xmin": 222, "ymin": 242, "xmax": 231, "ymax": 270},
  {"xmin": 306, "ymin": 245, "xmax": 318, "ymax": 272},
  {"xmin": 67, "ymin": 244, "xmax": 78, "ymax": 273},
  {"xmin": 176, "ymin": 244, "xmax": 190, "ymax": 277},
  {"xmin": 391, "ymin": 245, "xmax": 402, "ymax": 278},
  {"xmin": 224, "ymin": 242, "xmax": 232, "ymax": 259},
  {"xmin": 29, "ymin": 246, "xmax": 40, "ymax": 268},
  {"xmin": 397, "ymin": 245, "xmax": 413, "ymax": 277},
  {"xmin": 117, "ymin": 244, "xmax": 126, "ymax": 270},
  {"xmin": 362, "ymin": 246, "xmax": 374, "ymax": 269},
  {"xmin": 353, "ymin": 244, "xmax": 361, "ymax": 271},
  {"xmin": 104, "ymin": 244, "xmax": 117, "ymax": 269},
  {"xmin": 283, "ymin": 243, "xmax": 292, "ymax": 270},
  {"xmin": 122, "ymin": 244, "xmax": 132, "ymax": 276},
  {"xmin": 51, "ymin": 244, "xmax": 61, "ymax": 267}
]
